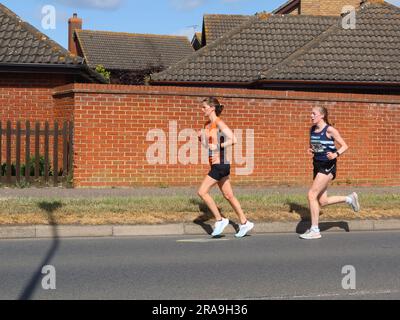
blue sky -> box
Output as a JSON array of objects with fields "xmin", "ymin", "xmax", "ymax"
[
  {"xmin": 2, "ymin": 0, "xmax": 400, "ymax": 50},
  {"xmin": 0, "ymin": 0, "xmax": 283, "ymax": 49}
]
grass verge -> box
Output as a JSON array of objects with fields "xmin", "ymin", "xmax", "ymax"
[{"xmin": 0, "ymin": 193, "xmax": 399, "ymax": 225}]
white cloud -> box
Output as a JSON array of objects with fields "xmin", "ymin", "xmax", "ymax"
[{"xmin": 52, "ymin": 0, "xmax": 123, "ymax": 10}]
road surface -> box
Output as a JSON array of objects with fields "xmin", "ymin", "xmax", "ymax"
[{"xmin": 0, "ymin": 231, "xmax": 399, "ymax": 300}]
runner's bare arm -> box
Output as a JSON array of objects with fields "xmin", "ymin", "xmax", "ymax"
[
  {"xmin": 217, "ymin": 120, "xmax": 237, "ymax": 148},
  {"xmin": 327, "ymin": 126, "xmax": 348, "ymax": 159}
]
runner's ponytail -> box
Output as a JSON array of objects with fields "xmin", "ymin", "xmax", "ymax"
[
  {"xmin": 203, "ymin": 97, "xmax": 224, "ymax": 116},
  {"xmin": 318, "ymin": 106, "xmax": 330, "ymax": 126}
]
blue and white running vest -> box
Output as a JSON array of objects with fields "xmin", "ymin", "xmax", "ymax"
[{"xmin": 310, "ymin": 125, "xmax": 337, "ymax": 161}]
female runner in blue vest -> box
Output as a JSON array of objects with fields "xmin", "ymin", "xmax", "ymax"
[
  {"xmin": 197, "ymin": 97, "xmax": 254, "ymax": 238},
  {"xmin": 301, "ymin": 106, "xmax": 360, "ymax": 240}
]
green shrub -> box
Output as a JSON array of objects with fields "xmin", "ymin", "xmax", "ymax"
[
  {"xmin": 95, "ymin": 65, "xmax": 111, "ymax": 83},
  {"xmin": 0, "ymin": 156, "xmax": 62, "ymax": 177}
]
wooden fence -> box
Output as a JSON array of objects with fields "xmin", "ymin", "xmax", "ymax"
[{"xmin": 0, "ymin": 121, "xmax": 73, "ymax": 186}]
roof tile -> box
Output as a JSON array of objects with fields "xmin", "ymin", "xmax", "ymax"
[
  {"xmin": 203, "ymin": 14, "xmax": 251, "ymax": 44},
  {"xmin": 0, "ymin": 3, "xmax": 82, "ymax": 65},
  {"xmin": 152, "ymin": 14, "xmax": 337, "ymax": 83},
  {"xmin": 75, "ymin": 30, "xmax": 194, "ymax": 71},
  {"xmin": 262, "ymin": 2, "xmax": 400, "ymax": 83}
]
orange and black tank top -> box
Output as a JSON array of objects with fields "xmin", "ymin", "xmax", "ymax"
[{"xmin": 204, "ymin": 117, "xmax": 226, "ymax": 165}]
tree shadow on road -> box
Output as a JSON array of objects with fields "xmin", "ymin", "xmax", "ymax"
[
  {"xmin": 190, "ymin": 198, "xmax": 239, "ymax": 235},
  {"xmin": 287, "ymin": 201, "xmax": 349, "ymax": 234},
  {"xmin": 18, "ymin": 201, "xmax": 62, "ymax": 300}
]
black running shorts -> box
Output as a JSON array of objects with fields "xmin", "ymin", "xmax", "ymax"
[
  {"xmin": 313, "ymin": 159, "xmax": 337, "ymax": 180},
  {"xmin": 208, "ymin": 164, "xmax": 230, "ymax": 181}
]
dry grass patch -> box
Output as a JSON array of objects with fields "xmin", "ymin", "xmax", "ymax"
[{"xmin": 0, "ymin": 193, "xmax": 398, "ymax": 225}]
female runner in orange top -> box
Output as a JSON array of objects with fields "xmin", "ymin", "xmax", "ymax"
[{"xmin": 197, "ymin": 97, "xmax": 254, "ymax": 238}]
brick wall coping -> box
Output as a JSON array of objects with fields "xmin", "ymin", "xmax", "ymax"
[{"xmin": 53, "ymin": 83, "xmax": 400, "ymax": 105}]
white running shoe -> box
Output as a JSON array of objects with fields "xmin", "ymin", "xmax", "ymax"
[
  {"xmin": 211, "ymin": 218, "xmax": 229, "ymax": 236},
  {"xmin": 349, "ymin": 192, "xmax": 360, "ymax": 212},
  {"xmin": 235, "ymin": 221, "xmax": 254, "ymax": 238},
  {"xmin": 300, "ymin": 229, "xmax": 322, "ymax": 240}
]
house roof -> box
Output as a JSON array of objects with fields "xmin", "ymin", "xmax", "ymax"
[
  {"xmin": 203, "ymin": 14, "xmax": 251, "ymax": 45},
  {"xmin": 152, "ymin": 1, "xmax": 400, "ymax": 86},
  {"xmin": 261, "ymin": 1, "xmax": 400, "ymax": 83},
  {"xmin": 0, "ymin": 3, "xmax": 106, "ymax": 83},
  {"xmin": 151, "ymin": 13, "xmax": 338, "ymax": 83},
  {"xmin": 191, "ymin": 32, "xmax": 202, "ymax": 49},
  {"xmin": 75, "ymin": 30, "xmax": 194, "ymax": 71},
  {"xmin": 0, "ymin": 3, "xmax": 82, "ymax": 65}
]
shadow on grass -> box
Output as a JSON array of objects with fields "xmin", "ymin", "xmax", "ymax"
[
  {"xmin": 190, "ymin": 198, "xmax": 239, "ymax": 235},
  {"xmin": 18, "ymin": 201, "xmax": 62, "ymax": 300},
  {"xmin": 287, "ymin": 201, "xmax": 349, "ymax": 234}
]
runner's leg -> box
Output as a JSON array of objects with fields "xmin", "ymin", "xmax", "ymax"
[
  {"xmin": 198, "ymin": 175, "xmax": 221, "ymax": 220},
  {"xmin": 318, "ymin": 188, "xmax": 348, "ymax": 207},
  {"xmin": 218, "ymin": 176, "xmax": 247, "ymax": 224},
  {"xmin": 308, "ymin": 173, "xmax": 333, "ymax": 228}
]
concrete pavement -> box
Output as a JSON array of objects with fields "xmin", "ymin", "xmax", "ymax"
[
  {"xmin": 2, "ymin": 219, "xmax": 400, "ymax": 239},
  {"xmin": 1, "ymin": 185, "xmax": 398, "ymax": 198}
]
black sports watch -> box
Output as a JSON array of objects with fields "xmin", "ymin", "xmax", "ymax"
[{"xmin": 335, "ymin": 151, "xmax": 340, "ymax": 157}]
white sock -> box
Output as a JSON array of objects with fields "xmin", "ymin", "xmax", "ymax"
[
  {"xmin": 345, "ymin": 196, "xmax": 352, "ymax": 204},
  {"xmin": 311, "ymin": 225, "xmax": 320, "ymax": 233}
]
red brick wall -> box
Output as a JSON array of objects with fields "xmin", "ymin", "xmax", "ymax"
[
  {"xmin": 0, "ymin": 74, "xmax": 73, "ymax": 168},
  {"xmin": 0, "ymin": 74, "xmax": 71, "ymax": 123},
  {"xmin": 53, "ymin": 83, "xmax": 400, "ymax": 187},
  {"xmin": 301, "ymin": 0, "xmax": 362, "ymax": 15}
]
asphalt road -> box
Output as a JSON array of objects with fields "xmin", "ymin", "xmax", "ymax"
[{"xmin": 0, "ymin": 231, "xmax": 400, "ymax": 300}]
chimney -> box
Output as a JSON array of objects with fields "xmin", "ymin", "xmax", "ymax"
[{"xmin": 68, "ymin": 13, "xmax": 82, "ymax": 56}]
